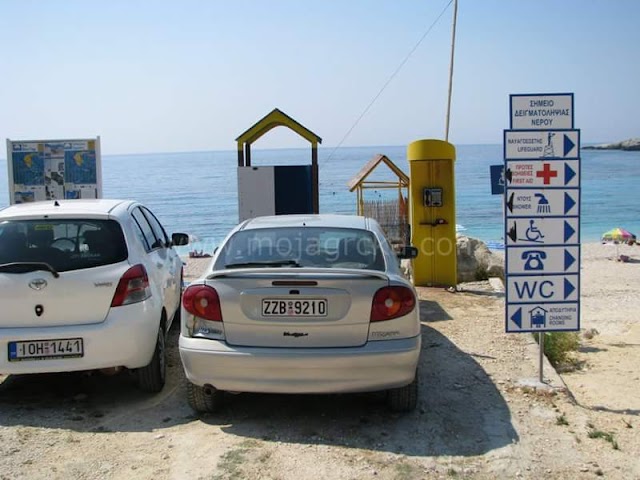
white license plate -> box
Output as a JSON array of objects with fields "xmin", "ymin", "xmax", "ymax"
[
  {"xmin": 8, "ymin": 338, "xmax": 84, "ymax": 362},
  {"xmin": 262, "ymin": 299, "xmax": 328, "ymax": 317}
]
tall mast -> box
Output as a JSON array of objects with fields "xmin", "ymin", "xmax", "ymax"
[{"xmin": 445, "ymin": 0, "xmax": 458, "ymax": 141}]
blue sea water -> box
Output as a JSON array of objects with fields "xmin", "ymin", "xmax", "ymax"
[{"xmin": 1, "ymin": 145, "xmax": 639, "ymax": 252}]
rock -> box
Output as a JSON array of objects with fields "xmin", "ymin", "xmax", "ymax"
[
  {"xmin": 456, "ymin": 235, "xmax": 504, "ymax": 283},
  {"xmin": 582, "ymin": 138, "xmax": 640, "ymax": 151}
]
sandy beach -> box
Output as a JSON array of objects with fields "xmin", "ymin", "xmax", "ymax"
[{"xmin": 563, "ymin": 242, "xmax": 640, "ymax": 414}]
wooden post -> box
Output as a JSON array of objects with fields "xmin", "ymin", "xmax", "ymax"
[{"xmin": 312, "ymin": 144, "xmax": 319, "ymax": 213}]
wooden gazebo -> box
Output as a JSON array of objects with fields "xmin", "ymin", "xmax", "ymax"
[{"xmin": 347, "ymin": 154, "xmax": 410, "ymax": 245}]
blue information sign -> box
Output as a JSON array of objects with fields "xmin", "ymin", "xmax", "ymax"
[
  {"xmin": 504, "ymin": 93, "xmax": 580, "ymax": 333},
  {"xmin": 490, "ymin": 165, "xmax": 505, "ymax": 195}
]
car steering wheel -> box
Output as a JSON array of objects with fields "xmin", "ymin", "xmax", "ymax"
[{"xmin": 50, "ymin": 237, "xmax": 76, "ymax": 252}]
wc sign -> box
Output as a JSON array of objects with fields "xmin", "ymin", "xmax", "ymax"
[{"xmin": 504, "ymin": 93, "xmax": 581, "ymax": 333}]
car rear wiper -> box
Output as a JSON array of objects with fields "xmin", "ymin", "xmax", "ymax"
[
  {"xmin": 0, "ymin": 262, "xmax": 60, "ymax": 278},
  {"xmin": 224, "ymin": 260, "xmax": 302, "ymax": 269}
]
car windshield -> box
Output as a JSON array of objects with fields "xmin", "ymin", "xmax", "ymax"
[
  {"xmin": 0, "ymin": 219, "xmax": 127, "ymax": 273},
  {"xmin": 216, "ymin": 227, "xmax": 385, "ymax": 271}
]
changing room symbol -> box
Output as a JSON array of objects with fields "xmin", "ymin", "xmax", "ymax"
[
  {"xmin": 543, "ymin": 132, "xmax": 556, "ymax": 157},
  {"xmin": 535, "ymin": 193, "xmax": 551, "ymax": 213},
  {"xmin": 529, "ymin": 306, "xmax": 548, "ymax": 328},
  {"xmin": 522, "ymin": 250, "xmax": 546, "ymax": 270}
]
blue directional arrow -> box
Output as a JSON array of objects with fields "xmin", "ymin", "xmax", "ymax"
[
  {"xmin": 563, "ymin": 134, "xmax": 576, "ymax": 157},
  {"xmin": 564, "ymin": 278, "xmax": 576, "ymax": 299},
  {"xmin": 511, "ymin": 307, "xmax": 522, "ymax": 329},
  {"xmin": 564, "ymin": 221, "xmax": 576, "ymax": 242},
  {"xmin": 564, "ymin": 163, "xmax": 576, "ymax": 185},
  {"xmin": 564, "ymin": 192, "xmax": 576, "ymax": 214},
  {"xmin": 564, "ymin": 249, "xmax": 576, "ymax": 270}
]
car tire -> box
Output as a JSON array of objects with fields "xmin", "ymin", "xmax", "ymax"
[
  {"xmin": 137, "ymin": 326, "xmax": 166, "ymax": 393},
  {"xmin": 186, "ymin": 380, "xmax": 224, "ymax": 413},
  {"xmin": 387, "ymin": 371, "xmax": 418, "ymax": 412}
]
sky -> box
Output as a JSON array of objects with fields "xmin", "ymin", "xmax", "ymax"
[{"xmin": 1, "ymin": 0, "xmax": 639, "ymax": 155}]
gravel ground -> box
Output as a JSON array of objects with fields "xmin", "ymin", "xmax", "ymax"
[{"xmin": 1, "ymin": 245, "xmax": 639, "ymax": 479}]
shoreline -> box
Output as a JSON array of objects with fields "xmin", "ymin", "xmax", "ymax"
[{"xmin": 182, "ymin": 240, "xmax": 640, "ymax": 282}]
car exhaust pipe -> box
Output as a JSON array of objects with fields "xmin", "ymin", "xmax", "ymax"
[{"xmin": 203, "ymin": 384, "xmax": 216, "ymax": 396}]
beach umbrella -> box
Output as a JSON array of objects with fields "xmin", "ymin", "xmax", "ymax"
[
  {"xmin": 601, "ymin": 227, "xmax": 636, "ymax": 243},
  {"xmin": 602, "ymin": 227, "xmax": 636, "ymax": 260}
]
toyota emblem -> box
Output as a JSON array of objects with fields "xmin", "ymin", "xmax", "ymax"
[{"xmin": 29, "ymin": 278, "xmax": 48, "ymax": 291}]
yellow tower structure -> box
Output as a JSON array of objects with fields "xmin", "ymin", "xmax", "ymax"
[{"xmin": 407, "ymin": 139, "xmax": 457, "ymax": 287}]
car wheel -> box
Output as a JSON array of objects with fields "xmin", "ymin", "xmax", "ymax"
[
  {"xmin": 137, "ymin": 326, "xmax": 166, "ymax": 393},
  {"xmin": 387, "ymin": 370, "xmax": 418, "ymax": 412},
  {"xmin": 186, "ymin": 380, "xmax": 224, "ymax": 413}
]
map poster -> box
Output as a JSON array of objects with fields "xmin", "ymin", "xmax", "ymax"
[{"xmin": 6, "ymin": 137, "xmax": 102, "ymax": 204}]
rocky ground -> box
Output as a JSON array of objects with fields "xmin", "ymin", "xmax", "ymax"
[{"xmin": 1, "ymin": 247, "xmax": 639, "ymax": 479}]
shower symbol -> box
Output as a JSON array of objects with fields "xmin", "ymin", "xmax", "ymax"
[{"xmin": 535, "ymin": 193, "xmax": 551, "ymax": 214}]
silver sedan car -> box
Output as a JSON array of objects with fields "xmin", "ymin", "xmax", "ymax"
[{"xmin": 179, "ymin": 214, "xmax": 420, "ymax": 413}]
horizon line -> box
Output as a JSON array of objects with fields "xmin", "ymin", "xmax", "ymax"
[{"xmin": 0, "ymin": 140, "xmax": 626, "ymax": 161}]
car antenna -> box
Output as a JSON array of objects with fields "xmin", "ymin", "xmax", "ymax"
[{"xmin": 54, "ymin": 200, "xmax": 60, "ymax": 207}]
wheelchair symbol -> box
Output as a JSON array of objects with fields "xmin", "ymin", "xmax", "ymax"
[{"xmin": 524, "ymin": 219, "xmax": 545, "ymax": 243}]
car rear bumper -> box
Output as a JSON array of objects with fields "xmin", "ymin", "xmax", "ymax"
[
  {"xmin": 179, "ymin": 335, "xmax": 421, "ymax": 394},
  {"xmin": 0, "ymin": 303, "xmax": 160, "ymax": 375}
]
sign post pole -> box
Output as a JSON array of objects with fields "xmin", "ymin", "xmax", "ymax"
[{"xmin": 539, "ymin": 333, "xmax": 544, "ymax": 383}]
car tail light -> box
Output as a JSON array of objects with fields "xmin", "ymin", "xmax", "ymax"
[
  {"xmin": 111, "ymin": 264, "xmax": 151, "ymax": 307},
  {"xmin": 183, "ymin": 284, "xmax": 223, "ymax": 322},
  {"xmin": 370, "ymin": 286, "xmax": 416, "ymax": 322}
]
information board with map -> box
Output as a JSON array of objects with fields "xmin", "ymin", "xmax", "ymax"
[{"xmin": 6, "ymin": 138, "xmax": 102, "ymax": 204}]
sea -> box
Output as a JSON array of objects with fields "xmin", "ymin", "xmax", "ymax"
[{"xmin": 1, "ymin": 144, "xmax": 639, "ymax": 254}]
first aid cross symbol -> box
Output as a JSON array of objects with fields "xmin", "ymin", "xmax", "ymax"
[{"xmin": 536, "ymin": 163, "xmax": 558, "ymax": 185}]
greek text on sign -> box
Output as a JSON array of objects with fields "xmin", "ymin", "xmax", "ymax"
[
  {"xmin": 507, "ymin": 303, "xmax": 579, "ymax": 332},
  {"xmin": 506, "ymin": 189, "xmax": 579, "ymax": 217},
  {"xmin": 505, "ymin": 217, "xmax": 579, "ymax": 246},
  {"xmin": 504, "ymin": 129, "xmax": 579, "ymax": 159},
  {"xmin": 507, "ymin": 245, "xmax": 579, "ymax": 275},
  {"xmin": 505, "ymin": 160, "xmax": 579, "ymax": 187},
  {"xmin": 507, "ymin": 275, "xmax": 579, "ymax": 303},
  {"xmin": 510, "ymin": 93, "xmax": 574, "ymax": 129}
]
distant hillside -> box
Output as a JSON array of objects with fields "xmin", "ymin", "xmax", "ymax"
[{"xmin": 583, "ymin": 138, "xmax": 640, "ymax": 151}]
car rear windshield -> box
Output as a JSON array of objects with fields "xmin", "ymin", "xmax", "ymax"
[
  {"xmin": 216, "ymin": 227, "xmax": 385, "ymax": 271},
  {"xmin": 0, "ymin": 219, "xmax": 127, "ymax": 273}
]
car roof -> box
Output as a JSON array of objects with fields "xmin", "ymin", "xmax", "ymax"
[
  {"xmin": 0, "ymin": 199, "xmax": 134, "ymax": 219},
  {"xmin": 240, "ymin": 214, "xmax": 371, "ymax": 231}
]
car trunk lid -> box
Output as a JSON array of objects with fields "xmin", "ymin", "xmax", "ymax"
[
  {"xmin": 205, "ymin": 268, "xmax": 389, "ymax": 348},
  {"xmin": 0, "ymin": 262, "xmax": 130, "ymax": 328}
]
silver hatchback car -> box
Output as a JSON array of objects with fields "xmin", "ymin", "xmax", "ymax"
[{"xmin": 179, "ymin": 214, "xmax": 420, "ymax": 413}]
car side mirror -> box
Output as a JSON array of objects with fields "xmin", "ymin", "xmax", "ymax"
[
  {"xmin": 397, "ymin": 246, "xmax": 418, "ymax": 259},
  {"xmin": 171, "ymin": 233, "xmax": 189, "ymax": 246}
]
